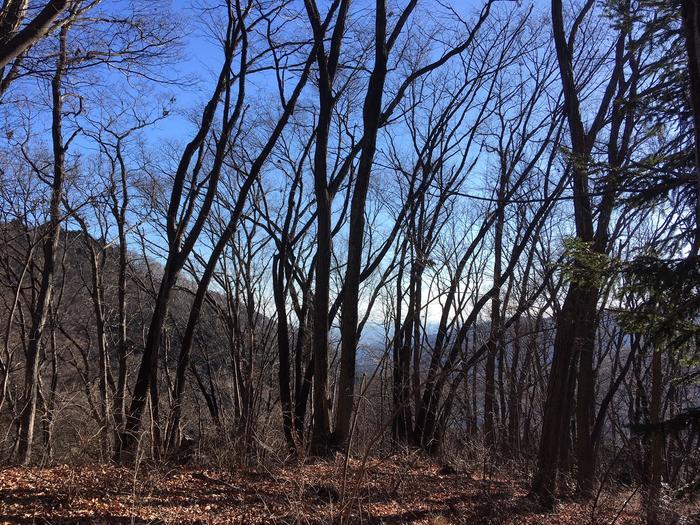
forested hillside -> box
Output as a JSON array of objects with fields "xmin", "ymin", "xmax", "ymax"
[{"xmin": 0, "ymin": 0, "xmax": 699, "ymax": 523}]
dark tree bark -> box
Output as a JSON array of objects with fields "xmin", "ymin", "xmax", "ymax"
[
  {"xmin": 303, "ymin": 0, "xmax": 350, "ymax": 455},
  {"xmin": 0, "ymin": 0, "xmax": 68, "ymax": 70},
  {"xmin": 533, "ymin": 0, "xmax": 630, "ymax": 503},
  {"xmin": 15, "ymin": 24, "xmax": 68, "ymax": 465},
  {"xmin": 111, "ymin": 136, "xmax": 131, "ymax": 449},
  {"xmin": 115, "ymin": 5, "xmax": 240, "ymax": 460},
  {"xmin": 484, "ymin": 160, "xmax": 506, "ymax": 449},
  {"xmin": 164, "ymin": 45, "xmax": 313, "ymax": 453},
  {"xmin": 334, "ymin": 0, "xmax": 414, "ymax": 448},
  {"xmin": 681, "ymin": 0, "xmax": 700, "ymax": 255},
  {"xmin": 646, "ymin": 346, "xmax": 664, "ymax": 524}
]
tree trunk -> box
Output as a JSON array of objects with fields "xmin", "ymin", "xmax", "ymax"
[
  {"xmin": 305, "ymin": 0, "xmax": 350, "ymax": 455},
  {"xmin": 484, "ymin": 165, "xmax": 505, "ymax": 449},
  {"xmin": 333, "ymin": 26, "xmax": 388, "ymax": 446},
  {"xmin": 117, "ymin": 274, "xmax": 175, "ymax": 460},
  {"xmin": 273, "ymin": 254, "xmax": 296, "ymax": 450},
  {"xmin": 574, "ymin": 291, "xmax": 598, "ymax": 497},
  {"xmin": 112, "ymin": 145, "xmax": 130, "ymax": 444},
  {"xmin": 506, "ymin": 316, "xmax": 521, "ymax": 456},
  {"xmin": 0, "ymin": 0, "xmax": 68, "ymax": 70},
  {"xmin": 681, "ymin": 0, "xmax": 700, "ymax": 255},
  {"xmin": 532, "ymin": 284, "xmax": 588, "ymax": 505},
  {"xmin": 15, "ymin": 26, "xmax": 67, "ymax": 465},
  {"xmin": 646, "ymin": 346, "xmax": 664, "ymax": 524}
]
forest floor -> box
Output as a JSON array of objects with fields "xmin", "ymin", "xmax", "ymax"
[{"xmin": 0, "ymin": 457, "xmax": 688, "ymax": 524}]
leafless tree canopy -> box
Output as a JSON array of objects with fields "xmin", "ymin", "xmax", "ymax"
[{"xmin": 0, "ymin": 0, "xmax": 699, "ymax": 522}]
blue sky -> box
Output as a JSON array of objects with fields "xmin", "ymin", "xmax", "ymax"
[{"xmin": 145, "ymin": 0, "xmax": 502, "ymax": 145}]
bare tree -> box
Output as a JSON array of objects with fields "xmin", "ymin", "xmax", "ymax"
[
  {"xmin": 533, "ymin": 0, "xmax": 642, "ymax": 502},
  {"xmin": 0, "ymin": 0, "xmax": 70, "ymax": 71}
]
